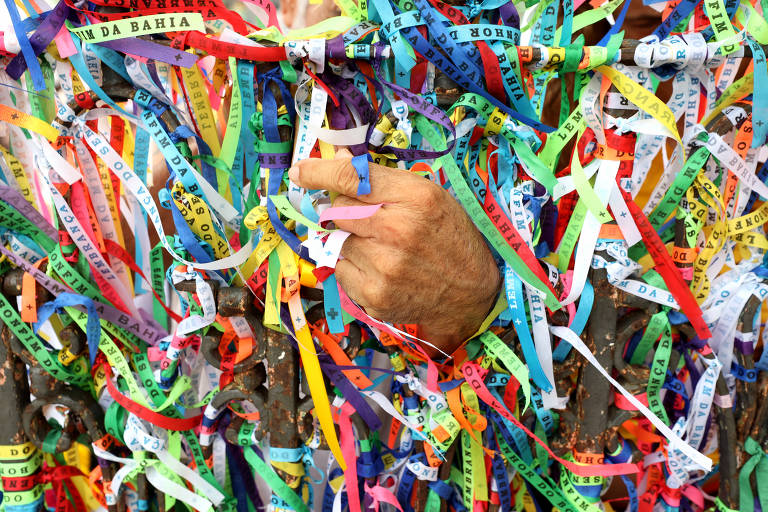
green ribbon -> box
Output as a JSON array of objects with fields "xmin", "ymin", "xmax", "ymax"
[
  {"xmin": 424, "ymin": 487, "xmax": 441, "ymax": 512},
  {"xmin": 415, "ymin": 114, "xmax": 561, "ymax": 310},
  {"xmin": 150, "ymin": 241, "xmax": 169, "ymax": 331},
  {"xmin": 243, "ymin": 446, "xmax": 310, "ymax": 512},
  {"xmin": 739, "ymin": 437, "xmax": 768, "ymax": 512},
  {"xmin": 646, "ymin": 314, "xmax": 672, "ymax": 425},
  {"xmin": 132, "ymin": 352, "xmax": 227, "ymax": 508},
  {"xmin": 0, "ymin": 292, "xmax": 88, "ymax": 388},
  {"xmin": 494, "ymin": 426, "xmax": 580, "ymax": 512},
  {"xmin": 647, "ymin": 146, "xmax": 710, "ymax": 230}
]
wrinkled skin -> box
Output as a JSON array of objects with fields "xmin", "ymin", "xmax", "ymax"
[
  {"xmin": 280, "ymin": 0, "xmax": 340, "ymax": 31},
  {"xmin": 290, "ymin": 150, "xmax": 501, "ymax": 356}
]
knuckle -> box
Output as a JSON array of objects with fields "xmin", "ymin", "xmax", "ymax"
[
  {"xmin": 394, "ymin": 220, "xmax": 418, "ymax": 242},
  {"xmin": 331, "ymin": 194, "xmax": 350, "ymax": 208},
  {"xmin": 379, "ymin": 221, "xmax": 407, "ymax": 242},
  {"xmin": 363, "ymin": 284, "xmax": 390, "ymax": 310},
  {"xmin": 332, "ymin": 160, "xmax": 359, "ymax": 195},
  {"xmin": 385, "ymin": 212, "xmax": 421, "ymax": 243},
  {"xmin": 419, "ymin": 182, "xmax": 445, "ymax": 209},
  {"xmin": 377, "ymin": 255, "xmax": 405, "ymax": 279}
]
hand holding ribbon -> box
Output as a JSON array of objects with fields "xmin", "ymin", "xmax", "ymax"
[{"xmin": 289, "ymin": 148, "xmax": 502, "ymax": 356}]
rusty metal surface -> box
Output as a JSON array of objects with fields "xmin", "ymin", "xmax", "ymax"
[
  {"xmin": 0, "ymin": 274, "xmax": 46, "ymax": 510},
  {"xmin": 0, "ymin": 265, "xmax": 125, "ymax": 512},
  {"xmin": 735, "ymin": 297, "xmax": 761, "ymax": 446},
  {"xmin": 22, "ymin": 372, "xmax": 107, "ymax": 454},
  {"xmin": 204, "ymin": 283, "xmax": 316, "ymax": 492},
  {"xmin": 19, "ymin": 73, "xmax": 768, "ymax": 511},
  {"xmin": 0, "ymin": 328, "xmax": 32, "ymax": 446},
  {"xmin": 265, "ymin": 327, "xmax": 303, "ymax": 449},
  {"xmin": 574, "ymin": 264, "xmax": 618, "ymax": 455}
]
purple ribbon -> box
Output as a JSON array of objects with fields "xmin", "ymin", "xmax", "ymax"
[
  {"xmin": 0, "ymin": 184, "xmax": 57, "ymax": 240},
  {"xmin": 279, "ymin": 306, "xmax": 382, "ymax": 432},
  {"xmin": 326, "ymin": 35, "xmax": 345, "ymax": 60},
  {"xmin": 6, "ymin": 0, "xmax": 70, "ymax": 80},
  {"xmin": 318, "ymin": 351, "xmax": 383, "ymax": 431},
  {"xmin": 734, "ymin": 335, "xmax": 755, "ymax": 356},
  {"xmin": 322, "ymin": 72, "xmax": 376, "ymax": 156},
  {"xmin": 0, "ymin": 243, "xmax": 168, "ymax": 344},
  {"xmin": 96, "ymin": 38, "xmax": 198, "ymax": 68},
  {"xmin": 258, "ymin": 153, "xmax": 292, "ymax": 168}
]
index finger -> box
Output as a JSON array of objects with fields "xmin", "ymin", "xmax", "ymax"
[{"xmin": 288, "ymin": 155, "xmax": 419, "ymax": 203}]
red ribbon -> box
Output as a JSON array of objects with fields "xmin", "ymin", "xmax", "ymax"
[{"xmin": 102, "ymin": 364, "xmax": 203, "ymax": 431}]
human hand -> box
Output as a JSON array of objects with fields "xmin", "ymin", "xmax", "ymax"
[{"xmin": 289, "ymin": 150, "xmax": 502, "ymax": 356}]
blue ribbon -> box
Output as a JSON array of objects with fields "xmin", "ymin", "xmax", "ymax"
[
  {"xmin": 34, "ymin": 292, "xmax": 101, "ymax": 365},
  {"xmin": 489, "ymin": 395, "xmax": 534, "ymax": 465},
  {"xmin": 3, "ymin": 0, "xmax": 46, "ymax": 90},
  {"xmin": 597, "ymin": 0, "xmax": 632, "ymax": 47},
  {"xmin": 505, "ymin": 265, "xmax": 553, "ymax": 392},
  {"xmin": 553, "ymin": 279, "xmax": 593, "ymax": 361},
  {"xmin": 351, "ymin": 154, "xmax": 373, "ymax": 196},
  {"xmin": 487, "ymin": 429, "xmax": 512, "ymax": 512},
  {"xmin": 67, "ymin": 35, "xmax": 135, "ymax": 118},
  {"xmin": 322, "ymin": 468, "xmax": 348, "ymax": 512},
  {"xmin": 746, "ymin": 37, "xmax": 768, "ymax": 148},
  {"xmin": 391, "ymin": 9, "xmax": 553, "ymax": 132},
  {"xmin": 651, "ymin": 0, "xmax": 700, "ymax": 42},
  {"xmin": 323, "ymin": 274, "xmax": 346, "ymax": 334},
  {"xmin": 6, "ymin": 0, "xmax": 69, "ymax": 81},
  {"xmin": 396, "ymin": 461, "xmax": 418, "ymax": 512}
]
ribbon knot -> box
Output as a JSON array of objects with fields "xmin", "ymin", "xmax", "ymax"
[
  {"xmin": 364, "ymin": 482, "xmax": 403, "ymax": 512},
  {"xmin": 744, "ymin": 436, "xmax": 765, "ymax": 457},
  {"xmin": 35, "ymin": 465, "xmax": 87, "ymax": 512},
  {"xmin": 739, "ymin": 437, "xmax": 768, "ymax": 512},
  {"xmin": 38, "ymin": 464, "xmax": 84, "ymax": 484}
]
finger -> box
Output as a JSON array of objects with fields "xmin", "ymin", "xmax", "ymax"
[
  {"xmin": 339, "ymin": 234, "xmax": 379, "ymax": 265},
  {"xmin": 330, "ymin": 195, "xmax": 382, "ymax": 237},
  {"xmin": 335, "ymin": 259, "xmax": 369, "ymax": 307},
  {"xmin": 288, "ymin": 155, "xmax": 420, "ymax": 203}
]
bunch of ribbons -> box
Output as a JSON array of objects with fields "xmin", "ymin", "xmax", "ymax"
[{"xmin": 0, "ymin": 0, "xmax": 767, "ymax": 510}]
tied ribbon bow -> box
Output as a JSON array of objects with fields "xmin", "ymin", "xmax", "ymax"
[
  {"xmin": 38, "ymin": 464, "xmax": 84, "ymax": 484},
  {"xmin": 269, "ymin": 445, "xmax": 325, "ymax": 485},
  {"xmin": 243, "ymin": 205, "xmax": 269, "ymax": 229},
  {"xmin": 364, "ymin": 482, "xmax": 403, "ymax": 512},
  {"xmin": 34, "ymin": 292, "xmax": 101, "ymax": 365},
  {"xmin": 739, "ymin": 437, "xmax": 768, "ymax": 512},
  {"xmin": 38, "ymin": 464, "xmax": 87, "ymax": 512}
]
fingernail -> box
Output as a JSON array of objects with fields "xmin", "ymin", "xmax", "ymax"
[{"xmin": 288, "ymin": 165, "xmax": 299, "ymax": 183}]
